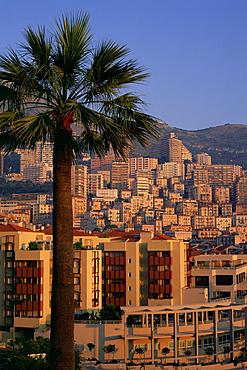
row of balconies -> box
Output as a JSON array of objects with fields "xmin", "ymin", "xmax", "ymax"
[
  {"xmin": 105, "ymin": 256, "xmax": 125, "ymax": 265},
  {"xmin": 105, "ymin": 283, "xmax": 125, "ymax": 292},
  {"xmin": 16, "ymin": 267, "xmax": 43, "ymax": 278},
  {"xmin": 127, "ymin": 319, "xmax": 242, "ymax": 337},
  {"xmin": 149, "ymin": 270, "xmax": 172, "ymax": 279},
  {"xmin": 105, "ymin": 297, "xmax": 125, "ymax": 306},
  {"xmin": 105, "ymin": 270, "xmax": 125, "ymax": 279},
  {"xmin": 16, "ymin": 283, "xmax": 43, "ymax": 295},
  {"xmin": 148, "ymin": 256, "xmax": 172, "ymax": 266},
  {"xmin": 149, "ymin": 284, "xmax": 172, "ymax": 294},
  {"xmin": 192, "ymin": 262, "xmax": 247, "ymax": 270},
  {"xmin": 16, "ymin": 300, "xmax": 43, "ymax": 312}
]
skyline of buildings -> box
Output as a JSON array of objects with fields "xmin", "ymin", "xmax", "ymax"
[{"xmin": 1, "ymin": 133, "xmax": 247, "ymax": 365}]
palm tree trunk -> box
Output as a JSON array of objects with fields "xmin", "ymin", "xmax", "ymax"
[{"xmin": 50, "ymin": 127, "xmax": 74, "ymax": 369}]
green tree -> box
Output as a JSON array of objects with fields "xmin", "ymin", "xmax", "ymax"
[
  {"xmin": 184, "ymin": 349, "xmax": 191, "ymax": 364},
  {"xmin": 161, "ymin": 347, "xmax": 170, "ymax": 364},
  {"xmin": 0, "ymin": 11, "xmax": 159, "ymax": 370},
  {"xmin": 204, "ymin": 347, "xmax": 214, "ymax": 363},
  {"xmin": 135, "ymin": 347, "xmax": 144, "ymax": 362},
  {"xmin": 223, "ymin": 345, "xmax": 231, "ymax": 361},
  {"xmin": 99, "ymin": 304, "xmax": 121, "ymax": 320},
  {"xmin": 102, "ymin": 345, "xmax": 110, "ymax": 360},
  {"xmin": 87, "ymin": 343, "xmax": 95, "ymax": 359},
  {"xmin": 28, "ymin": 241, "xmax": 39, "ymax": 250},
  {"xmin": 107, "ymin": 344, "xmax": 116, "ymax": 360}
]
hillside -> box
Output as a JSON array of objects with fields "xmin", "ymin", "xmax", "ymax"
[{"xmin": 132, "ymin": 123, "xmax": 247, "ymax": 169}]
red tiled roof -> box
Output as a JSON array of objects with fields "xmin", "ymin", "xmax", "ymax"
[
  {"xmin": 0, "ymin": 223, "xmax": 41, "ymax": 233},
  {"xmin": 44, "ymin": 226, "xmax": 93, "ymax": 237},
  {"xmin": 104, "ymin": 230, "xmax": 174, "ymax": 242}
]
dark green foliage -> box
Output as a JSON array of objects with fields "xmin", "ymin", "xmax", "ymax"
[
  {"xmin": 5, "ymin": 337, "xmax": 82, "ymax": 370},
  {"xmin": 102, "ymin": 344, "xmax": 116, "ymax": 360},
  {"xmin": 29, "ymin": 241, "xmax": 39, "ymax": 250},
  {"xmin": 99, "ymin": 304, "xmax": 121, "ymax": 320},
  {"xmin": 73, "ymin": 241, "xmax": 83, "ymax": 250},
  {"xmin": 132, "ymin": 123, "xmax": 247, "ymax": 169},
  {"xmin": 6, "ymin": 337, "xmax": 50, "ymax": 369},
  {"xmin": 0, "ymin": 178, "xmax": 52, "ymax": 196},
  {"xmin": 126, "ymin": 315, "xmax": 142, "ymax": 325},
  {"xmin": 184, "ymin": 349, "xmax": 191, "ymax": 357},
  {"xmin": 87, "ymin": 342, "xmax": 95, "ymax": 357}
]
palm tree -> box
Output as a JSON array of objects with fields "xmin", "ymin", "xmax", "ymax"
[{"xmin": 0, "ymin": 11, "xmax": 159, "ymax": 370}]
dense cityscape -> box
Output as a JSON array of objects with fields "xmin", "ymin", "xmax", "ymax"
[
  {"xmin": 0, "ymin": 2, "xmax": 246, "ymax": 368},
  {"xmin": 0, "ymin": 131, "xmax": 247, "ymax": 368}
]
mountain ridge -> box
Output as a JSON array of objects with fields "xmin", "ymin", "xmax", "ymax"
[{"xmin": 132, "ymin": 123, "xmax": 247, "ymax": 169}]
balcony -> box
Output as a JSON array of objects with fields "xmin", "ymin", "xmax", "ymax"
[{"xmin": 192, "ymin": 262, "xmax": 247, "ymax": 270}]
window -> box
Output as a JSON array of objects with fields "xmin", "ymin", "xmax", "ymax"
[
  {"xmin": 128, "ymin": 272, "xmax": 132, "ymax": 277},
  {"xmin": 128, "ymin": 286, "xmax": 132, "ymax": 291},
  {"xmin": 136, "ymin": 344, "xmax": 147, "ymax": 350},
  {"xmin": 147, "ymin": 343, "xmax": 160, "ymax": 350},
  {"xmin": 216, "ymin": 275, "xmax": 233, "ymax": 286},
  {"xmin": 128, "ymin": 300, "xmax": 132, "ymax": 305},
  {"xmin": 218, "ymin": 334, "xmax": 230, "ymax": 345},
  {"xmin": 186, "ymin": 340, "xmax": 195, "ymax": 348},
  {"xmin": 204, "ymin": 337, "xmax": 214, "ymax": 347},
  {"xmin": 128, "ymin": 259, "xmax": 132, "ymax": 263},
  {"xmin": 178, "ymin": 340, "xmax": 185, "ymax": 349},
  {"xmin": 195, "ymin": 276, "xmax": 209, "ymax": 287},
  {"xmin": 168, "ymin": 341, "xmax": 174, "ymax": 349}
]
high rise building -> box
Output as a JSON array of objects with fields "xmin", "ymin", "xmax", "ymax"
[
  {"xmin": 71, "ymin": 165, "xmax": 88, "ymax": 197},
  {"xmin": 213, "ymin": 186, "xmax": 231, "ymax": 204},
  {"xmin": 157, "ymin": 162, "xmax": 183, "ymax": 179},
  {"xmin": 166, "ymin": 133, "xmax": 192, "ymax": 164},
  {"xmin": 88, "ymin": 173, "xmax": 104, "ymax": 195},
  {"xmin": 19, "ymin": 142, "xmax": 53, "ymax": 182},
  {"xmin": 233, "ymin": 176, "xmax": 247, "ymax": 204},
  {"xmin": 191, "ymin": 165, "xmax": 237, "ymax": 187},
  {"xmin": 111, "ymin": 161, "xmax": 129, "ymax": 192},
  {"xmin": 194, "ymin": 152, "xmax": 212, "ymax": 165},
  {"xmin": 129, "ymin": 157, "xmax": 158, "ymax": 178}
]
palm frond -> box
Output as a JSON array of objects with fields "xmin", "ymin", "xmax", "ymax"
[
  {"xmin": 101, "ymin": 93, "xmax": 160, "ymax": 145},
  {"xmin": 9, "ymin": 113, "xmax": 55, "ymax": 148},
  {"xmin": 0, "ymin": 110, "xmax": 24, "ymax": 130},
  {"xmin": 53, "ymin": 12, "xmax": 92, "ymax": 78},
  {"xmin": 83, "ymin": 40, "xmax": 149, "ymax": 102},
  {"xmin": 0, "ymin": 131, "xmax": 29, "ymax": 153}
]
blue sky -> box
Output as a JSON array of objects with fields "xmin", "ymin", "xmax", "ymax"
[{"xmin": 1, "ymin": 0, "xmax": 246, "ymax": 130}]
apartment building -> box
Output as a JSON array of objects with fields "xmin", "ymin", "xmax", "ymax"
[
  {"xmin": 190, "ymin": 185, "xmax": 212, "ymax": 203},
  {"xmin": 166, "ymin": 133, "xmax": 192, "ymax": 164},
  {"xmin": 157, "ymin": 161, "xmax": 183, "ymax": 179},
  {"xmin": 132, "ymin": 177, "xmax": 150, "ymax": 196},
  {"xmin": 71, "ymin": 164, "xmax": 88, "ymax": 197},
  {"xmin": 129, "ymin": 157, "xmax": 158, "ymax": 178},
  {"xmin": 176, "ymin": 199, "xmax": 198, "ymax": 216},
  {"xmin": 101, "ymin": 231, "xmax": 188, "ymax": 307},
  {"xmin": 213, "ymin": 186, "xmax": 231, "ymax": 204},
  {"xmin": 111, "ymin": 161, "xmax": 129, "ymax": 192},
  {"xmin": 194, "ymin": 152, "xmax": 212, "ymax": 165},
  {"xmin": 191, "ymin": 254, "xmax": 247, "ymax": 303},
  {"xmin": 191, "ymin": 216, "xmax": 215, "ymax": 230},
  {"xmin": 215, "ymin": 216, "xmax": 232, "ymax": 231},
  {"xmin": 191, "ymin": 165, "xmax": 237, "ymax": 187},
  {"xmin": 88, "ymin": 173, "xmax": 104, "ymax": 195}
]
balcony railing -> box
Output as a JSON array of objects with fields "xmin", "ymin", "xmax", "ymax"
[{"xmin": 192, "ymin": 263, "xmax": 247, "ymax": 270}]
